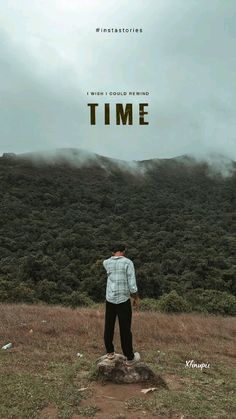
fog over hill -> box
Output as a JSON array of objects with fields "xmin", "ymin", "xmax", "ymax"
[{"xmin": 2, "ymin": 147, "xmax": 236, "ymax": 177}]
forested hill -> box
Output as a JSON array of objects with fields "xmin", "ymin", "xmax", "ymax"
[{"xmin": 0, "ymin": 150, "xmax": 235, "ymax": 312}]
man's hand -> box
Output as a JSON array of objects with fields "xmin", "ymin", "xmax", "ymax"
[{"xmin": 132, "ymin": 296, "xmax": 140, "ymax": 308}]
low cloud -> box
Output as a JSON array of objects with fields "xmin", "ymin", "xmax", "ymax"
[{"xmin": 0, "ymin": 1, "xmax": 235, "ymax": 160}]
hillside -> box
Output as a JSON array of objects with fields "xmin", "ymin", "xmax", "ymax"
[{"xmin": 0, "ymin": 149, "xmax": 235, "ymax": 312}]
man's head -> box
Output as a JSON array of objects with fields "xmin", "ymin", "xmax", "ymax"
[{"xmin": 111, "ymin": 243, "xmax": 126, "ymax": 255}]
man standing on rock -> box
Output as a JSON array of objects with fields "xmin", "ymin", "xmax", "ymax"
[{"xmin": 103, "ymin": 244, "xmax": 140, "ymax": 366}]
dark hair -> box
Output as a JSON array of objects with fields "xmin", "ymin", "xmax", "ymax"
[{"xmin": 111, "ymin": 243, "xmax": 126, "ymax": 253}]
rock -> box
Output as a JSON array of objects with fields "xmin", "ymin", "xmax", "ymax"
[
  {"xmin": 77, "ymin": 352, "xmax": 83, "ymax": 357},
  {"xmin": 1, "ymin": 342, "xmax": 13, "ymax": 350},
  {"xmin": 96, "ymin": 353, "xmax": 167, "ymax": 387}
]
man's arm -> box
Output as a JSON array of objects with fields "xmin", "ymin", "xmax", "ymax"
[
  {"xmin": 126, "ymin": 261, "xmax": 138, "ymax": 293},
  {"xmin": 127, "ymin": 261, "xmax": 140, "ymax": 306}
]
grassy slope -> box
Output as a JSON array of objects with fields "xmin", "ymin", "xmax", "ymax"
[{"xmin": 0, "ymin": 303, "xmax": 235, "ymax": 419}]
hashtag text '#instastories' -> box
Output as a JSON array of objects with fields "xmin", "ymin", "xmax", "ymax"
[{"xmin": 96, "ymin": 28, "xmax": 143, "ymax": 33}]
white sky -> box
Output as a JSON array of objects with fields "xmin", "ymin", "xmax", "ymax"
[{"xmin": 0, "ymin": 0, "xmax": 235, "ymax": 160}]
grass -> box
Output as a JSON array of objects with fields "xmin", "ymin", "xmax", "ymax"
[{"xmin": 0, "ymin": 303, "xmax": 235, "ymax": 418}]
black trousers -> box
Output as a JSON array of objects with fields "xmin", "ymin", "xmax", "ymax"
[{"xmin": 104, "ymin": 298, "xmax": 134, "ymax": 361}]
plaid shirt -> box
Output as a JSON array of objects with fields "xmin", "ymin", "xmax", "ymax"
[{"xmin": 103, "ymin": 256, "xmax": 138, "ymax": 304}]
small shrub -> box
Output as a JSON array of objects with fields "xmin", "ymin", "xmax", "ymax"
[
  {"xmin": 63, "ymin": 291, "xmax": 94, "ymax": 308},
  {"xmin": 158, "ymin": 290, "xmax": 190, "ymax": 313},
  {"xmin": 187, "ymin": 289, "xmax": 236, "ymax": 315},
  {"xmin": 140, "ymin": 298, "xmax": 160, "ymax": 311}
]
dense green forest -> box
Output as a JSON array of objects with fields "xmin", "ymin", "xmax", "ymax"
[{"xmin": 0, "ymin": 150, "xmax": 235, "ymax": 314}]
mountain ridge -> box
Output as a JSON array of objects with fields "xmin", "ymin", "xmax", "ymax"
[{"xmin": 1, "ymin": 147, "xmax": 235, "ymax": 178}]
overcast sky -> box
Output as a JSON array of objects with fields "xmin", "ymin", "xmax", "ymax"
[{"xmin": 0, "ymin": 0, "xmax": 235, "ymax": 161}]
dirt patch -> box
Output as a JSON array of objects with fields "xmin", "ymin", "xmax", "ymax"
[
  {"xmin": 40, "ymin": 404, "xmax": 58, "ymax": 418},
  {"xmin": 163, "ymin": 374, "xmax": 186, "ymax": 391},
  {"xmin": 73, "ymin": 381, "xmax": 156, "ymax": 418}
]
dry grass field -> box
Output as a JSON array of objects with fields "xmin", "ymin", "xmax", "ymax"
[{"xmin": 0, "ymin": 303, "xmax": 235, "ymax": 419}]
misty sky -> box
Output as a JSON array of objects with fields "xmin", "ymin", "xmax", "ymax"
[{"xmin": 0, "ymin": 0, "xmax": 235, "ymax": 161}]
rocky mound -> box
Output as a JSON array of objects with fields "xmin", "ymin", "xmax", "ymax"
[{"xmin": 96, "ymin": 353, "xmax": 167, "ymax": 387}]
